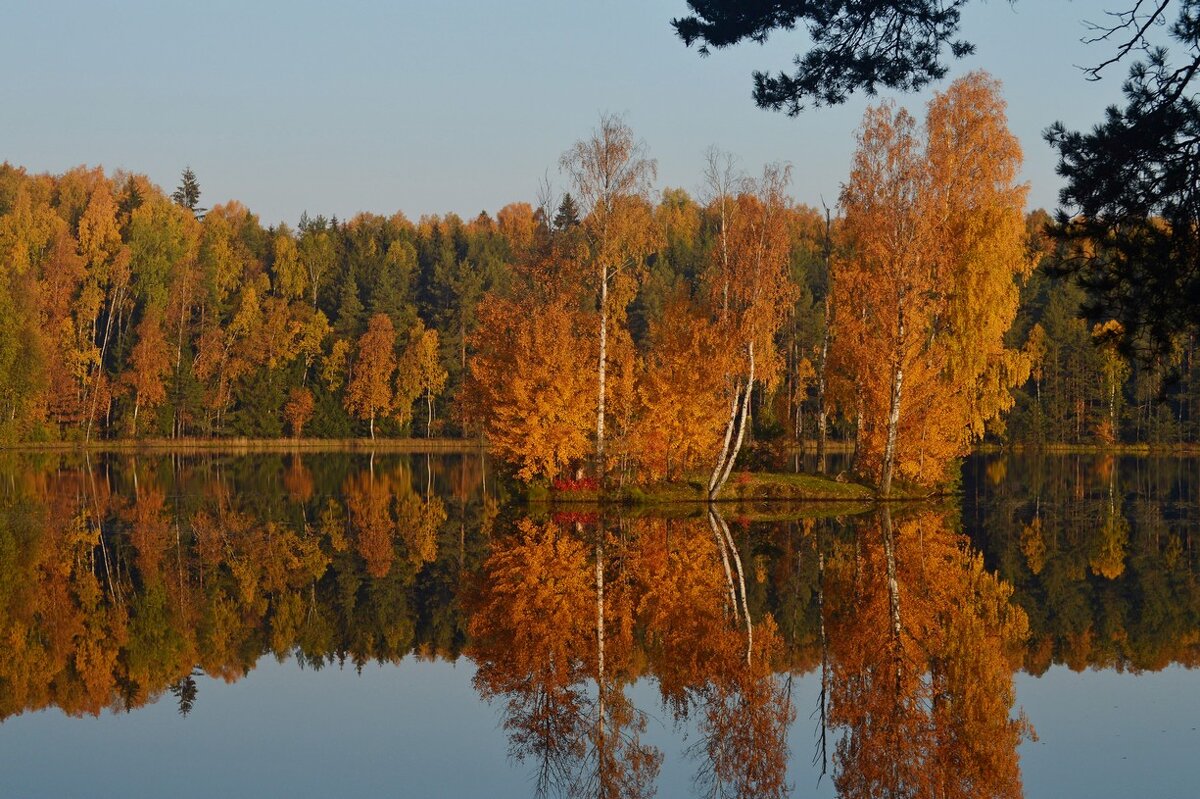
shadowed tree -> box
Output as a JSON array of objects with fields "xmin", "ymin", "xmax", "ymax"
[
  {"xmin": 171, "ymin": 167, "xmax": 205, "ymax": 220},
  {"xmin": 672, "ymin": 0, "xmax": 975, "ymax": 112},
  {"xmin": 1046, "ymin": 2, "xmax": 1200, "ymax": 359}
]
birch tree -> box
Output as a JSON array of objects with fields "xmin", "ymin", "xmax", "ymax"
[
  {"xmin": 560, "ymin": 114, "xmax": 657, "ymax": 476},
  {"xmin": 344, "ymin": 313, "xmax": 397, "ymax": 440},
  {"xmin": 705, "ymin": 162, "xmax": 799, "ymax": 499},
  {"xmin": 834, "ymin": 72, "xmax": 1030, "ymax": 493}
]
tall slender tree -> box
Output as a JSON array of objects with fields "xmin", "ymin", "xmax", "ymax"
[
  {"xmin": 560, "ymin": 114, "xmax": 658, "ymax": 476},
  {"xmin": 171, "ymin": 167, "xmax": 205, "ymax": 219}
]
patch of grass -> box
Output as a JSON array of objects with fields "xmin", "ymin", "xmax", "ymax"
[{"xmin": 722, "ymin": 471, "xmax": 875, "ymax": 502}]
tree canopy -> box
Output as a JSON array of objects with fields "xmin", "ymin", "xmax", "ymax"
[
  {"xmin": 672, "ymin": 0, "xmax": 975, "ymax": 112},
  {"xmin": 673, "ymin": 1, "xmax": 1200, "ymax": 356}
]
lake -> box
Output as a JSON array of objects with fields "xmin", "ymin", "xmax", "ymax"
[{"xmin": 0, "ymin": 452, "xmax": 1197, "ymax": 798}]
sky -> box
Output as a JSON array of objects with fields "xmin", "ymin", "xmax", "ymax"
[{"xmin": 0, "ymin": 1, "xmax": 1147, "ymax": 227}]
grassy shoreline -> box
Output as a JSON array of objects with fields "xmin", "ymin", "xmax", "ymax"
[
  {"xmin": 7, "ymin": 436, "xmax": 1199, "ymax": 456},
  {"xmin": 530, "ymin": 471, "xmax": 938, "ymax": 505},
  {"xmin": 0, "ymin": 437, "xmax": 486, "ymax": 454},
  {"xmin": 977, "ymin": 442, "xmax": 1200, "ymax": 455}
]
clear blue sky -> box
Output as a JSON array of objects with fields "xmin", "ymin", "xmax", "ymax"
[{"xmin": 1, "ymin": 1, "xmax": 1138, "ymax": 227}]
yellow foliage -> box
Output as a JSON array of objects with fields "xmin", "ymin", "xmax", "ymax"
[
  {"xmin": 631, "ymin": 298, "xmax": 731, "ymax": 479},
  {"xmin": 832, "ymin": 72, "xmax": 1030, "ymax": 488},
  {"xmin": 466, "ymin": 294, "xmax": 595, "ymax": 480}
]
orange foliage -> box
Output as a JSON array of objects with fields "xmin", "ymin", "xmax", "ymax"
[
  {"xmin": 466, "ymin": 294, "xmax": 595, "ymax": 480},
  {"xmin": 631, "ymin": 298, "xmax": 732, "ymax": 479},
  {"xmin": 283, "ymin": 386, "xmax": 314, "ymax": 437},
  {"xmin": 832, "ymin": 72, "xmax": 1030, "ymax": 489},
  {"xmin": 826, "ymin": 510, "xmax": 1031, "ymax": 798},
  {"xmin": 344, "ymin": 313, "xmax": 397, "ymax": 438}
]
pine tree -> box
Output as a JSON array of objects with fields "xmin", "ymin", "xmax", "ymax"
[
  {"xmin": 171, "ymin": 167, "xmax": 206, "ymax": 219},
  {"xmin": 553, "ymin": 193, "xmax": 580, "ymax": 230}
]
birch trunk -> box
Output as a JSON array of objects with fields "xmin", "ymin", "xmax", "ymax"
[
  {"xmin": 816, "ymin": 291, "xmax": 832, "ymax": 474},
  {"xmin": 594, "ymin": 533, "xmax": 606, "ymax": 756},
  {"xmin": 880, "ymin": 299, "xmax": 906, "ymax": 496},
  {"xmin": 596, "ymin": 265, "xmax": 607, "ymax": 474},
  {"xmin": 880, "ymin": 507, "xmax": 903, "ymax": 694},
  {"xmin": 709, "ymin": 341, "xmax": 755, "ymax": 500},
  {"xmin": 85, "ymin": 280, "xmax": 126, "ymax": 443}
]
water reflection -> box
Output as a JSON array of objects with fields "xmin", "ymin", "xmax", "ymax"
[
  {"xmin": 0, "ymin": 453, "xmax": 1197, "ymax": 796},
  {"xmin": 824, "ymin": 508, "xmax": 1030, "ymax": 799},
  {"xmin": 964, "ymin": 453, "xmax": 1200, "ymax": 672}
]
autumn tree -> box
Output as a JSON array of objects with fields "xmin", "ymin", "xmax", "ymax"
[
  {"xmin": 77, "ymin": 180, "xmax": 133, "ymax": 441},
  {"xmin": 465, "ymin": 294, "xmax": 594, "ymax": 480},
  {"xmin": 704, "ymin": 159, "xmax": 799, "ymax": 499},
  {"xmin": 396, "ymin": 319, "xmax": 448, "ymax": 437},
  {"xmin": 832, "ymin": 73, "xmax": 1030, "ymax": 493},
  {"xmin": 124, "ymin": 307, "xmax": 171, "ymax": 435},
  {"xmin": 632, "ymin": 296, "xmax": 732, "ymax": 479},
  {"xmin": 344, "ymin": 313, "xmax": 397, "ymax": 439},
  {"xmin": 560, "ymin": 114, "xmax": 658, "ymax": 475},
  {"xmin": 284, "ymin": 387, "xmax": 314, "ymax": 437}
]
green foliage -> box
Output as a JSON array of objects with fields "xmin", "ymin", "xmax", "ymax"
[
  {"xmin": 673, "ymin": 1, "xmax": 975, "ymax": 112},
  {"xmin": 229, "ymin": 366, "xmax": 285, "ymax": 437}
]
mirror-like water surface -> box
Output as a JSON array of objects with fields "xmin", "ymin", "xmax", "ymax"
[{"xmin": 0, "ymin": 453, "xmax": 1197, "ymax": 797}]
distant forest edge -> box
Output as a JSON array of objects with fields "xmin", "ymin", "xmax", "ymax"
[{"xmin": 0, "ymin": 134, "xmax": 1195, "ymax": 460}]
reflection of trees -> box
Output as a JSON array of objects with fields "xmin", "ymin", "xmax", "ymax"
[
  {"xmin": 0, "ymin": 454, "xmax": 481, "ymax": 721},
  {"xmin": 472, "ymin": 514, "xmax": 793, "ymax": 799},
  {"xmin": 826, "ymin": 508, "xmax": 1031, "ymax": 799},
  {"xmin": 5, "ymin": 449, "xmax": 1199, "ymax": 795},
  {"xmin": 965, "ymin": 453, "xmax": 1200, "ymax": 671},
  {"xmin": 468, "ymin": 519, "xmax": 660, "ymax": 798},
  {"xmin": 644, "ymin": 513, "xmax": 793, "ymax": 799}
]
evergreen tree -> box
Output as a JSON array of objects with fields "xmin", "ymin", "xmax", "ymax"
[
  {"xmin": 171, "ymin": 167, "xmax": 206, "ymax": 219},
  {"xmin": 553, "ymin": 193, "xmax": 580, "ymax": 229}
]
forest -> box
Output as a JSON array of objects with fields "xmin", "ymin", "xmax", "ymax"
[{"xmin": 1, "ymin": 73, "xmax": 1198, "ymax": 493}]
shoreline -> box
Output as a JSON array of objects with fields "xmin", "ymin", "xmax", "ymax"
[{"xmin": 0, "ymin": 437, "xmax": 486, "ymax": 455}]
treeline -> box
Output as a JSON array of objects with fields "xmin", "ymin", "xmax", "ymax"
[
  {"xmin": 0, "ymin": 162, "xmax": 518, "ymax": 442},
  {"xmin": 0, "ymin": 100, "xmax": 1194, "ymax": 458},
  {"xmin": 1004, "ymin": 211, "xmax": 1200, "ymax": 446}
]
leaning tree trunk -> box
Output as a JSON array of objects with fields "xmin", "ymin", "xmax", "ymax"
[
  {"xmin": 85, "ymin": 279, "xmax": 127, "ymax": 443},
  {"xmin": 709, "ymin": 341, "xmax": 755, "ymax": 500},
  {"xmin": 709, "ymin": 506, "xmax": 753, "ymax": 664}
]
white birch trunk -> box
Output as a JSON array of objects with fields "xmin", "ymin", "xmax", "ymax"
[{"xmin": 596, "ymin": 265, "xmax": 607, "ymax": 474}]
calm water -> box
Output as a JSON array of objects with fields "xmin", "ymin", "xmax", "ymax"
[{"xmin": 0, "ymin": 452, "xmax": 1197, "ymax": 798}]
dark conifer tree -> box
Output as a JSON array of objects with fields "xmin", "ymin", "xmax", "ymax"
[
  {"xmin": 171, "ymin": 167, "xmax": 206, "ymax": 219},
  {"xmin": 553, "ymin": 193, "xmax": 580, "ymax": 230}
]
